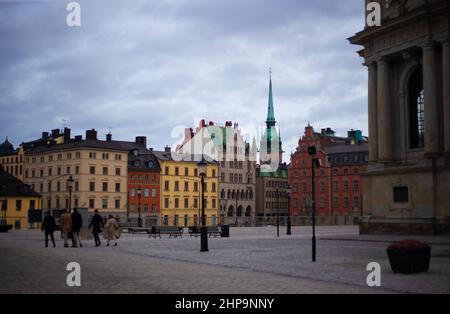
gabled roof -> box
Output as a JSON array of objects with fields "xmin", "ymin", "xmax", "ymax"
[{"xmin": 0, "ymin": 170, "xmax": 41, "ymax": 198}]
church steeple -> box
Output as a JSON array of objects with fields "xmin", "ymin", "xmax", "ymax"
[{"xmin": 266, "ymin": 69, "xmax": 276, "ymax": 128}]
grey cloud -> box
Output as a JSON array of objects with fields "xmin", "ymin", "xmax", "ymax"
[{"xmin": 0, "ymin": 0, "xmax": 368, "ymax": 162}]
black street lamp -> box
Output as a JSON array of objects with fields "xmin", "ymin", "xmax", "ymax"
[
  {"xmin": 287, "ymin": 184, "xmax": 292, "ymax": 235},
  {"xmin": 198, "ymin": 159, "xmax": 209, "ymax": 252},
  {"xmin": 235, "ymin": 190, "xmax": 239, "ymax": 226},
  {"xmin": 137, "ymin": 186, "xmax": 142, "ymax": 228},
  {"xmin": 66, "ymin": 176, "xmax": 74, "ymax": 213},
  {"xmin": 276, "ymin": 187, "xmax": 280, "ymax": 238},
  {"xmin": 1, "ymin": 197, "xmax": 7, "ymax": 225},
  {"xmin": 308, "ymin": 146, "xmax": 320, "ymax": 263}
]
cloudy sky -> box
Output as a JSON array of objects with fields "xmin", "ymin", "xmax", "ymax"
[{"xmin": 0, "ymin": 0, "xmax": 367, "ymax": 161}]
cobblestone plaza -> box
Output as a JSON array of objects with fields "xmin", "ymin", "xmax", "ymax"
[{"xmin": 0, "ymin": 226, "xmax": 449, "ymax": 294}]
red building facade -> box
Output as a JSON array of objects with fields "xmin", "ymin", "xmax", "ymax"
[
  {"xmin": 289, "ymin": 125, "xmax": 368, "ymax": 223},
  {"xmin": 125, "ymin": 137, "xmax": 161, "ymax": 227}
]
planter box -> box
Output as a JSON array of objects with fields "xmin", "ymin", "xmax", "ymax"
[
  {"xmin": 0, "ymin": 224, "xmax": 13, "ymax": 233},
  {"xmin": 387, "ymin": 245, "xmax": 431, "ymax": 274}
]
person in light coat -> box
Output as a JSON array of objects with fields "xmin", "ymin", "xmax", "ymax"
[
  {"xmin": 60, "ymin": 210, "xmax": 72, "ymax": 248},
  {"xmin": 104, "ymin": 215, "xmax": 120, "ymax": 246}
]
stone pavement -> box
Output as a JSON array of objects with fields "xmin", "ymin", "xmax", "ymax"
[{"xmin": 0, "ymin": 226, "xmax": 449, "ymax": 294}]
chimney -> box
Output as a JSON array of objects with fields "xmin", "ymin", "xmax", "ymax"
[
  {"xmin": 135, "ymin": 136, "xmax": 147, "ymax": 147},
  {"xmin": 74, "ymin": 135, "xmax": 82, "ymax": 141},
  {"xmin": 164, "ymin": 145, "xmax": 171, "ymax": 153},
  {"xmin": 184, "ymin": 128, "xmax": 193, "ymax": 142},
  {"xmin": 51, "ymin": 129, "xmax": 60, "ymax": 138},
  {"xmin": 63, "ymin": 128, "xmax": 71, "ymax": 142},
  {"xmin": 42, "ymin": 132, "xmax": 49, "ymax": 139},
  {"xmin": 209, "ymin": 121, "xmax": 214, "ymax": 126},
  {"xmin": 200, "ymin": 119, "xmax": 206, "ymax": 128},
  {"xmin": 86, "ymin": 129, "xmax": 97, "ymax": 140},
  {"xmin": 106, "ymin": 133, "xmax": 112, "ymax": 142}
]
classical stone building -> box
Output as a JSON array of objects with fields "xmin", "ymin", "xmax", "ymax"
[
  {"xmin": 349, "ymin": 0, "xmax": 450, "ymax": 234},
  {"xmin": 176, "ymin": 120, "xmax": 257, "ymax": 226}
]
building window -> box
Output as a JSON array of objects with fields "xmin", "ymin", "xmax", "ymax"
[
  {"xmin": 103, "ymin": 167, "xmax": 108, "ymax": 175},
  {"xmin": 174, "ymin": 198, "xmax": 179, "ymax": 208},
  {"xmin": 174, "ymin": 181, "xmax": 179, "ymax": 191},
  {"xmin": 193, "ymin": 198, "xmax": 198, "ymax": 208},
  {"xmin": 319, "ymin": 197, "xmax": 325, "ymax": 208},
  {"xmin": 184, "ymin": 168, "xmax": 189, "ymax": 176},
  {"xmin": 332, "ymin": 181, "xmax": 338, "ymax": 192},
  {"xmin": 89, "ymin": 199, "xmax": 95, "ymax": 209},
  {"xmin": 409, "ymin": 67, "xmax": 425, "ymax": 149},
  {"xmin": 184, "ymin": 181, "xmax": 189, "ymax": 192},
  {"xmin": 102, "ymin": 182, "xmax": 108, "ymax": 192},
  {"xmin": 115, "ymin": 199, "xmax": 120, "ymax": 209},
  {"xmin": 343, "ymin": 181, "xmax": 349, "ymax": 192},
  {"xmin": 75, "ymin": 166, "xmax": 79, "ymax": 175},
  {"xmin": 332, "ymin": 197, "xmax": 339, "ymax": 208},
  {"xmin": 144, "ymin": 188, "xmax": 149, "ymax": 197},
  {"xmin": 175, "ymin": 167, "xmax": 179, "ymax": 176},
  {"xmin": 130, "ymin": 188, "xmax": 135, "ymax": 197},
  {"xmin": 164, "ymin": 181, "xmax": 169, "ymax": 191},
  {"xmin": 115, "ymin": 168, "xmax": 121, "ymax": 176},
  {"xmin": 184, "ymin": 198, "xmax": 189, "ymax": 209},
  {"xmin": 89, "ymin": 182, "xmax": 95, "ymax": 192},
  {"xmin": 353, "ymin": 196, "xmax": 360, "ymax": 208},
  {"xmin": 115, "ymin": 183, "xmax": 121, "ymax": 193},
  {"xmin": 16, "ymin": 200, "xmax": 22, "ymax": 211},
  {"xmin": 394, "ymin": 187, "xmax": 408, "ymax": 203},
  {"xmin": 152, "ymin": 204, "xmax": 156, "ymax": 213},
  {"xmin": 90, "ymin": 166, "xmax": 95, "ymax": 174},
  {"xmin": 344, "ymin": 197, "xmax": 349, "ymax": 208},
  {"xmin": 165, "ymin": 166, "xmax": 169, "ymax": 175},
  {"xmin": 164, "ymin": 198, "xmax": 169, "ymax": 208},
  {"xmin": 353, "ymin": 180, "xmax": 359, "ymax": 191},
  {"xmin": 102, "ymin": 199, "xmax": 108, "ymax": 209}
]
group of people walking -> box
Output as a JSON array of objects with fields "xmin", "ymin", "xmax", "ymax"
[{"xmin": 41, "ymin": 209, "xmax": 121, "ymax": 248}]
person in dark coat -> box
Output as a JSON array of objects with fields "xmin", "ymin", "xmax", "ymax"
[
  {"xmin": 71, "ymin": 208, "xmax": 83, "ymax": 248},
  {"xmin": 41, "ymin": 211, "xmax": 56, "ymax": 248},
  {"xmin": 89, "ymin": 209, "xmax": 104, "ymax": 247}
]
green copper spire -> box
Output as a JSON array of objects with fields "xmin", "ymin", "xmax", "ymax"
[{"xmin": 266, "ymin": 70, "xmax": 276, "ymax": 128}]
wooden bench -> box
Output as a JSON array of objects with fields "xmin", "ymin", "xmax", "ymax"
[
  {"xmin": 148, "ymin": 226, "xmax": 183, "ymax": 239},
  {"xmin": 128, "ymin": 227, "xmax": 150, "ymax": 234},
  {"xmin": 188, "ymin": 226, "xmax": 222, "ymax": 238},
  {"xmin": 207, "ymin": 226, "xmax": 222, "ymax": 238}
]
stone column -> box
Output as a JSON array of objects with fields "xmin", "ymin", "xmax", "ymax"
[
  {"xmin": 368, "ymin": 62, "xmax": 378, "ymax": 162},
  {"xmin": 423, "ymin": 43, "xmax": 439, "ymax": 156},
  {"xmin": 377, "ymin": 58, "xmax": 392, "ymax": 162},
  {"xmin": 443, "ymin": 39, "xmax": 450, "ymax": 155}
]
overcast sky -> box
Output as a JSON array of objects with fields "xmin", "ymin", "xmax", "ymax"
[{"xmin": 0, "ymin": 0, "xmax": 367, "ymax": 161}]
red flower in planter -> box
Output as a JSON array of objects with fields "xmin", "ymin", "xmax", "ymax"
[
  {"xmin": 388, "ymin": 240, "xmax": 429, "ymax": 250},
  {"xmin": 387, "ymin": 240, "xmax": 431, "ymax": 274}
]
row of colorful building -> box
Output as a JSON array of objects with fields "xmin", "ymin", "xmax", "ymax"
[{"xmin": 0, "ymin": 77, "xmax": 368, "ymax": 229}]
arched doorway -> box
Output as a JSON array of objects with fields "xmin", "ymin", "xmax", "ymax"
[{"xmin": 227, "ymin": 206, "xmax": 234, "ymax": 217}]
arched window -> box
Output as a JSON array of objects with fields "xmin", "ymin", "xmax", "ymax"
[{"xmin": 409, "ymin": 67, "xmax": 424, "ymax": 149}]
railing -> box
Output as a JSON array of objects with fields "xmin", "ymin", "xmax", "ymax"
[{"xmin": 255, "ymin": 215, "xmax": 361, "ymax": 227}]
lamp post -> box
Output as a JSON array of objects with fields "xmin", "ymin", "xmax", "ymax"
[
  {"xmin": 1, "ymin": 197, "xmax": 7, "ymax": 225},
  {"xmin": 66, "ymin": 175, "xmax": 74, "ymax": 213},
  {"xmin": 137, "ymin": 186, "xmax": 142, "ymax": 228},
  {"xmin": 198, "ymin": 159, "xmax": 209, "ymax": 252},
  {"xmin": 287, "ymin": 184, "xmax": 292, "ymax": 235},
  {"xmin": 235, "ymin": 190, "xmax": 239, "ymax": 226},
  {"xmin": 276, "ymin": 187, "xmax": 280, "ymax": 238},
  {"xmin": 308, "ymin": 146, "xmax": 320, "ymax": 263}
]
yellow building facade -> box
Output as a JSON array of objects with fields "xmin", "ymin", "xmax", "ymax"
[
  {"xmin": 21, "ymin": 129, "xmax": 129, "ymax": 219},
  {"xmin": 1, "ymin": 170, "xmax": 42, "ymax": 230},
  {"xmin": 154, "ymin": 149, "xmax": 219, "ymax": 226}
]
